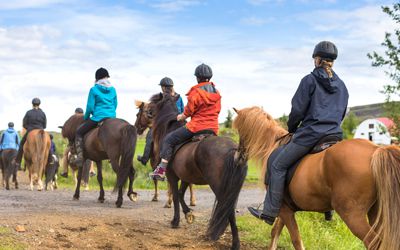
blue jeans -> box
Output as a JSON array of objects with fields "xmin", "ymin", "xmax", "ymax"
[
  {"xmin": 160, "ymin": 126, "xmax": 194, "ymax": 161},
  {"xmin": 263, "ymin": 141, "xmax": 311, "ymax": 217}
]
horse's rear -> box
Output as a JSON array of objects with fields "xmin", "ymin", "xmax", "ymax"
[
  {"xmin": 24, "ymin": 129, "xmax": 51, "ymax": 191},
  {"xmin": 289, "ymin": 138, "xmax": 400, "ymax": 249},
  {"xmin": 0, "ymin": 149, "xmax": 18, "ymax": 190}
]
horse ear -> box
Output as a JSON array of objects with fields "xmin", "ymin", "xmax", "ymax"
[
  {"xmin": 58, "ymin": 126, "xmax": 63, "ymax": 129},
  {"xmin": 134, "ymin": 100, "xmax": 143, "ymax": 108},
  {"xmin": 233, "ymin": 107, "xmax": 239, "ymax": 114}
]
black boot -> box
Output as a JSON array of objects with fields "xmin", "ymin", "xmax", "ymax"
[
  {"xmin": 248, "ymin": 207, "xmax": 276, "ymax": 225},
  {"xmin": 71, "ymin": 137, "xmax": 84, "ymax": 166},
  {"xmin": 137, "ymin": 155, "xmax": 148, "ymax": 165}
]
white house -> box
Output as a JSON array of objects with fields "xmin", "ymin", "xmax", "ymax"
[{"xmin": 353, "ymin": 118, "xmax": 393, "ymax": 145}]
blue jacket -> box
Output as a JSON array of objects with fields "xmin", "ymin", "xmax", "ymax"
[
  {"xmin": 84, "ymin": 83, "xmax": 117, "ymax": 122},
  {"xmin": 0, "ymin": 128, "xmax": 20, "ymax": 150},
  {"xmin": 288, "ymin": 67, "xmax": 349, "ymax": 146},
  {"xmin": 50, "ymin": 140, "xmax": 56, "ymax": 155},
  {"xmin": 176, "ymin": 94, "xmax": 184, "ymax": 114}
]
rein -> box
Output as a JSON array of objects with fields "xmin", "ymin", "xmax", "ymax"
[{"xmin": 275, "ymin": 132, "xmax": 292, "ymax": 145}]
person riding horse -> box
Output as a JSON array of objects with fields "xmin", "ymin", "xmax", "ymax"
[
  {"xmin": 137, "ymin": 77, "xmax": 184, "ymax": 166},
  {"xmin": 150, "ymin": 63, "xmax": 221, "ymax": 180},
  {"xmin": 0, "ymin": 122, "xmax": 20, "ymax": 152},
  {"xmin": 72, "ymin": 67, "xmax": 118, "ymax": 167},
  {"xmin": 248, "ymin": 41, "xmax": 349, "ymax": 225},
  {"xmin": 15, "ymin": 98, "xmax": 48, "ymax": 169}
]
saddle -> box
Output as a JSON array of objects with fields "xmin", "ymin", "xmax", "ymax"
[
  {"xmin": 172, "ymin": 130, "xmax": 216, "ymax": 157},
  {"xmin": 265, "ymin": 134, "xmax": 342, "ymax": 211}
]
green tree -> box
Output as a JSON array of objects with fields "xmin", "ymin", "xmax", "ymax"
[
  {"xmin": 341, "ymin": 112, "xmax": 359, "ymax": 139},
  {"xmin": 367, "ymin": 3, "xmax": 400, "ymax": 138},
  {"xmin": 224, "ymin": 110, "xmax": 233, "ymax": 128},
  {"xmin": 277, "ymin": 114, "xmax": 289, "ymax": 130}
]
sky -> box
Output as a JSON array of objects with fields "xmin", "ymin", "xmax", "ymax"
[{"xmin": 0, "ymin": 0, "xmax": 397, "ymax": 131}]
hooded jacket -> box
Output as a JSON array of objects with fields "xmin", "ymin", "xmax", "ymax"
[
  {"xmin": 287, "ymin": 67, "xmax": 349, "ymax": 146},
  {"xmin": 183, "ymin": 82, "xmax": 221, "ymax": 134},
  {"xmin": 0, "ymin": 128, "xmax": 20, "ymax": 150},
  {"xmin": 84, "ymin": 83, "xmax": 117, "ymax": 122}
]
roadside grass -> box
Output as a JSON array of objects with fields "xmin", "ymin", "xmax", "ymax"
[
  {"xmin": 237, "ymin": 213, "xmax": 364, "ymax": 250},
  {"xmin": 0, "ymin": 226, "xmax": 26, "ymax": 250}
]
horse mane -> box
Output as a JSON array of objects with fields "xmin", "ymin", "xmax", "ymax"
[
  {"xmin": 232, "ymin": 106, "xmax": 287, "ymax": 181},
  {"xmin": 61, "ymin": 114, "xmax": 84, "ymax": 140},
  {"xmin": 149, "ymin": 92, "xmax": 181, "ymax": 158}
]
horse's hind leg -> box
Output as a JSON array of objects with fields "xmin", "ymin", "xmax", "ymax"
[
  {"xmin": 189, "ymin": 184, "xmax": 196, "ymax": 206},
  {"xmin": 96, "ymin": 161, "xmax": 105, "ymax": 203},
  {"xmin": 268, "ymin": 217, "xmax": 284, "ymax": 250},
  {"xmin": 127, "ymin": 166, "xmax": 137, "ymax": 202},
  {"xmin": 229, "ymin": 209, "xmax": 240, "ymax": 250},
  {"xmin": 169, "ymin": 174, "xmax": 180, "ymax": 228},
  {"xmin": 164, "ymin": 182, "xmax": 173, "ymax": 208},
  {"xmin": 179, "ymin": 181, "xmax": 194, "ymax": 224},
  {"xmin": 152, "ymin": 179, "xmax": 159, "ymax": 202},
  {"xmin": 279, "ymin": 206, "xmax": 304, "ymax": 250},
  {"xmin": 13, "ymin": 170, "xmax": 18, "ymax": 189},
  {"xmin": 73, "ymin": 160, "xmax": 84, "ymax": 200}
]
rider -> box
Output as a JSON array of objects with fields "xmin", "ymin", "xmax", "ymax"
[
  {"xmin": 150, "ymin": 63, "xmax": 221, "ymax": 180},
  {"xmin": 248, "ymin": 41, "xmax": 349, "ymax": 225},
  {"xmin": 15, "ymin": 98, "xmax": 47, "ymax": 169},
  {"xmin": 0, "ymin": 122, "xmax": 20, "ymax": 151},
  {"xmin": 137, "ymin": 77, "xmax": 184, "ymax": 165},
  {"xmin": 73, "ymin": 67, "xmax": 117, "ymax": 167}
]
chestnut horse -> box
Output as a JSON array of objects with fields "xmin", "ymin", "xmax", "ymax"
[
  {"xmin": 233, "ymin": 106, "xmax": 400, "ymax": 250},
  {"xmin": 61, "ymin": 114, "xmax": 137, "ymax": 208},
  {"xmin": 149, "ymin": 93, "xmax": 248, "ymax": 250},
  {"xmin": 23, "ymin": 129, "xmax": 51, "ymax": 191},
  {"xmin": 134, "ymin": 100, "xmax": 196, "ymax": 207}
]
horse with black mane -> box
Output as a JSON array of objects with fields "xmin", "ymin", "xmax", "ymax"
[
  {"xmin": 148, "ymin": 92, "xmax": 247, "ymax": 250},
  {"xmin": 134, "ymin": 100, "xmax": 197, "ymax": 207},
  {"xmin": 61, "ymin": 113, "xmax": 137, "ymax": 207},
  {"xmin": 0, "ymin": 149, "xmax": 18, "ymax": 190}
]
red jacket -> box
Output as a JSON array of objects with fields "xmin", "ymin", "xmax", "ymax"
[{"xmin": 183, "ymin": 82, "xmax": 221, "ymax": 134}]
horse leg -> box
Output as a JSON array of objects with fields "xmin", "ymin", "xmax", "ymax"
[
  {"xmin": 189, "ymin": 183, "xmax": 196, "ymax": 206},
  {"xmin": 152, "ymin": 179, "xmax": 159, "ymax": 202},
  {"xmin": 73, "ymin": 160, "xmax": 84, "ymax": 200},
  {"xmin": 96, "ymin": 161, "xmax": 105, "ymax": 203},
  {"xmin": 169, "ymin": 175, "xmax": 180, "ymax": 228},
  {"xmin": 13, "ymin": 170, "xmax": 18, "ymax": 189},
  {"xmin": 179, "ymin": 181, "xmax": 194, "ymax": 224},
  {"xmin": 164, "ymin": 182, "xmax": 173, "ymax": 208},
  {"xmin": 278, "ymin": 206, "xmax": 304, "ymax": 250},
  {"xmin": 5, "ymin": 173, "xmax": 10, "ymax": 190},
  {"xmin": 268, "ymin": 217, "xmax": 284, "ymax": 250},
  {"xmin": 229, "ymin": 209, "xmax": 240, "ymax": 250},
  {"xmin": 127, "ymin": 166, "xmax": 137, "ymax": 202}
]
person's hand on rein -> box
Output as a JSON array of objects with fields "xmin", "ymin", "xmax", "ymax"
[{"xmin": 177, "ymin": 114, "xmax": 186, "ymax": 121}]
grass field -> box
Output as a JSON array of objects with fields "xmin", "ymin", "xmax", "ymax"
[{"xmin": 49, "ymin": 132, "xmax": 364, "ymax": 249}]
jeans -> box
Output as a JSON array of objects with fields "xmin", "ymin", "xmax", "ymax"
[
  {"xmin": 160, "ymin": 126, "xmax": 194, "ymax": 161},
  {"xmin": 263, "ymin": 141, "xmax": 311, "ymax": 217}
]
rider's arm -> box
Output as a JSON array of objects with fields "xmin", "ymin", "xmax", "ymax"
[
  {"xmin": 43, "ymin": 112, "xmax": 47, "ymax": 129},
  {"xmin": 287, "ymin": 76, "xmax": 314, "ymax": 133},
  {"xmin": 84, "ymin": 88, "xmax": 95, "ymax": 120},
  {"xmin": 113, "ymin": 89, "xmax": 118, "ymax": 110},
  {"xmin": 22, "ymin": 112, "xmax": 29, "ymax": 130},
  {"xmin": 183, "ymin": 90, "xmax": 198, "ymax": 118}
]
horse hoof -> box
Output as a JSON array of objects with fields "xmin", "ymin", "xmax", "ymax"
[
  {"xmin": 98, "ymin": 199, "xmax": 105, "ymax": 203},
  {"xmin": 129, "ymin": 193, "xmax": 138, "ymax": 202},
  {"xmin": 151, "ymin": 197, "xmax": 158, "ymax": 202},
  {"xmin": 185, "ymin": 211, "xmax": 195, "ymax": 224},
  {"xmin": 164, "ymin": 203, "xmax": 172, "ymax": 208},
  {"xmin": 170, "ymin": 221, "xmax": 179, "ymax": 228},
  {"xmin": 73, "ymin": 196, "xmax": 79, "ymax": 201},
  {"xmin": 190, "ymin": 202, "xmax": 196, "ymax": 207}
]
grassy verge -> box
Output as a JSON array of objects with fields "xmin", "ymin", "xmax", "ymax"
[
  {"xmin": 237, "ymin": 213, "xmax": 364, "ymax": 249},
  {"xmin": 0, "ymin": 226, "xmax": 26, "ymax": 250}
]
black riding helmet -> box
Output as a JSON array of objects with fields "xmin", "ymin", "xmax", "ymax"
[
  {"xmin": 159, "ymin": 77, "xmax": 174, "ymax": 87},
  {"xmin": 95, "ymin": 67, "xmax": 110, "ymax": 81},
  {"xmin": 312, "ymin": 41, "xmax": 338, "ymax": 61},
  {"xmin": 75, "ymin": 107, "xmax": 84, "ymax": 114},
  {"xmin": 32, "ymin": 97, "xmax": 41, "ymax": 106},
  {"xmin": 194, "ymin": 63, "xmax": 213, "ymax": 81},
  {"xmin": 8, "ymin": 122, "xmax": 14, "ymax": 128}
]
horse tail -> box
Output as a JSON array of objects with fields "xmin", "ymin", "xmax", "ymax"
[
  {"xmin": 33, "ymin": 130, "xmax": 47, "ymax": 183},
  {"xmin": 207, "ymin": 148, "xmax": 248, "ymax": 241},
  {"xmin": 116, "ymin": 125, "xmax": 137, "ymax": 189},
  {"xmin": 369, "ymin": 145, "xmax": 400, "ymax": 250}
]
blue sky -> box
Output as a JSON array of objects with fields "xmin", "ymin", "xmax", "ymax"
[{"xmin": 0, "ymin": 0, "xmax": 396, "ymax": 130}]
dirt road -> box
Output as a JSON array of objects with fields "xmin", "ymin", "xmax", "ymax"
[{"xmin": 0, "ymin": 175, "xmax": 265, "ymax": 250}]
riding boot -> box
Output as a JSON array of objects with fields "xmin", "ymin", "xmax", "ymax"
[
  {"xmin": 73, "ymin": 136, "xmax": 84, "ymax": 167},
  {"xmin": 137, "ymin": 129, "xmax": 152, "ymax": 165}
]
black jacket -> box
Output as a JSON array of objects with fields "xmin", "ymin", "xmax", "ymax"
[
  {"xmin": 287, "ymin": 67, "xmax": 349, "ymax": 146},
  {"xmin": 23, "ymin": 108, "xmax": 47, "ymax": 131}
]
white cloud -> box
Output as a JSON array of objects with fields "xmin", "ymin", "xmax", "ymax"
[
  {"xmin": 150, "ymin": 0, "xmax": 202, "ymax": 12},
  {"xmin": 240, "ymin": 16, "xmax": 274, "ymax": 26},
  {"xmin": 0, "ymin": 0, "xmax": 69, "ymax": 10}
]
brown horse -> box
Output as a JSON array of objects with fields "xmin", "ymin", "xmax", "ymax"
[
  {"xmin": 149, "ymin": 93, "xmax": 248, "ymax": 250},
  {"xmin": 61, "ymin": 114, "xmax": 137, "ymax": 208},
  {"xmin": 233, "ymin": 106, "xmax": 400, "ymax": 250},
  {"xmin": 0, "ymin": 149, "xmax": 18, "ymax": 190},
  {"xmin": 61, "ymin": 146, "xmax": 91, "ymax": 189},
  {"xmin": 134, "ymin": 100, "xmax": 196, "ymax": 207},
  {"xmin": 23, "ymin": 129, "xmax": 51, "ymax": 191}
]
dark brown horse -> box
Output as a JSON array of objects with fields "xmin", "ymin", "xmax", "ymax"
[
  {"xmin": 233, "ymin": 106, "xmax": 400, "ymax": 250},
  {"xmin": 0, "ymin": 149, "xmax": 18, "ymax": 190},
  {"xmin": 134, "ymin": 100, "xmax": 196, "ymax": 207},
  {"xmin": 23, "ymin": 129, "xmax": 51, "ymax": 191},
  {"xmin": 149, "ymin": 93, "xmax": 248, "ymax": 250},
  {"xmin": 61, "ymin": 114, "xmax": 137, "ymax": 208}
]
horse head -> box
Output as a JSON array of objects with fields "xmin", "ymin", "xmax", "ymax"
[
  {"xmin": 134, "ymin": 100, "xmax": 153, "ymax": 135},
  {"xmin": 61, "ymin": 114, "xmax": 85, "ymax": 143}
]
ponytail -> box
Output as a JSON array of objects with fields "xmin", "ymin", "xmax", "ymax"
[{"xmin": 315, "ymin": 57, "xmax": 334, "ymax": 78}]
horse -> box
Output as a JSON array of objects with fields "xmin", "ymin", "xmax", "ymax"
[
  {"xmin": 0, "ymin": 149, "xmax": 18, "ymax": 190},
  {"xmin": 232, "ymin": 106, "xmax": 400, "ymax": 250},
  {"xmin": 60, "ymin": 145, "xmax": 91, "ymax": 189},
  {"xmin": 148, "ymin": 93, "xmax": 248, "ymax": 250},
  {"xmin": 23, "ymin": 129, "xmax": 51, "ymax": 191},
  {"xmin": 134, "ymin": 100, "xmax": 197, "ymax": 207},
  {"xmin": 61, "ymin": 113, "xmax": 137, "ymax": 208}
]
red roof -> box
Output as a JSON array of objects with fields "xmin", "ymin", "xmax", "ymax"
[{"xmin": 377, "ymin": 117, "xmax": 394, "ymax": 129}]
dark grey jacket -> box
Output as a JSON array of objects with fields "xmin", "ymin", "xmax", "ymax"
[
  {"xmin": 23, "ymin": 108, "xmax": 47, "ymax": 131},
  {"xmin": 287, "ymin": 67, "xmax": 349, "ymax": 146}
]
